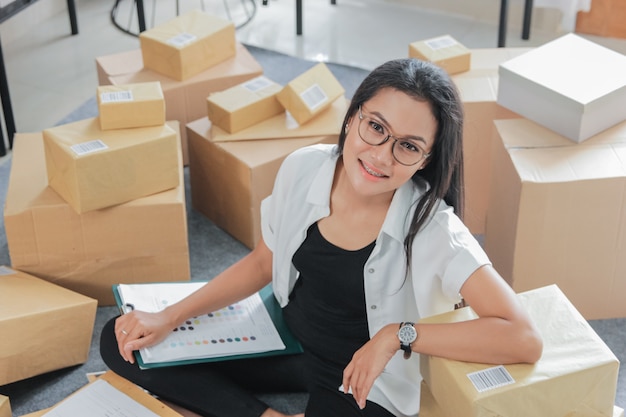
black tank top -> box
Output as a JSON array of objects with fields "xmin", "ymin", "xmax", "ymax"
[{"xmin": 283, "ymin": 222, "xmax": 375, "ymax": 383}]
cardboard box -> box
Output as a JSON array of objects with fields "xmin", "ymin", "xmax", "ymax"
[
  {"xmin": 419, "ymin": 382, "xmax": 625, "ymax": 417},
  {"xmin": 139, "ymin": 10, "xmax": 236, "ymax": 81},
  {"xmin": 96, "ymin": 49, "xmax": 143, "ymax": 86},
  {"xmin": 450, "ymin": 47, "xmax": 529, "ymax": 234},
  {"xmin": 409, "ymin": 34, "xmax": 471, "ymax": 75},
  {"xmin": 43, "ymin": 117, "xmax": 179, "ymax": 213},
  {"xmin": 484, "ymin": 118, "xmax": 626, "ymax": 319},
  {"xmin": 0, "ymin": 395, "xmax": 10, "ymax": 417},
  {"xmin": 276, "ymin": 63, "xmax": 345, "ymax": 125},
  {"xmin": 108, "ymin": 43, "xmax": 263, "ymax": 164},
  {"xmin": 207, "ymin": 76, "xmax": 284, "ymax": 133},
  {"xmin": 20, "ymin": 371, "xmax": 184, "ymax": 417},
  {"xmin": 497, "ymin": 33, "xmax": 626, "ymax": 143},
  {"xmin": 420, "ymin": 285, "xmax": 620, "ymax": 417},
  {"xmin": 0, "ymin": 266, "xmax": 97, "ymax": 385},
  {"xmin": 4, "ymin": 124, "xmax": 190, "ymax": 305},
  {"xmin": 187, "ymin": 117, "xmax": 339, "ymax": 249},
  {"xmin": 97, "ymin": 81, "xmax": 166, "ymax": 130}
]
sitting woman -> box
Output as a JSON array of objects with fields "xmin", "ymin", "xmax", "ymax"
[{"xmin": 100, "ymin": 57, "xmax": 543, "ymax": 417}]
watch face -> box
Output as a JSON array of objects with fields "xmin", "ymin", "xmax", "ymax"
[{"xmin": 398, "ymin": 324, "xmax": 417, "ymax": 344}]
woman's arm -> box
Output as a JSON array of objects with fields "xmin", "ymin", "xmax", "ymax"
[
  {"xmin": 413, "ymin": 264, "xmax": 543, "ymax": 364},
  {"xmin": 115, "ymin": 238, "xmax": 274, "ymax": 363},
  {"xmin": 343, "ymin": 264, "xmax": 543, "ymax": 409}
]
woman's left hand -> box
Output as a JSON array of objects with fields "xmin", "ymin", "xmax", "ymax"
[{"xmin": 342, "ymin": 323, "xmax": 399, "ymax": 409}]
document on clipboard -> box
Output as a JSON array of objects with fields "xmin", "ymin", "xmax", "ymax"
[{"xmin": 113, "ymin": 282, "xmax": 303, "ymax": 369}]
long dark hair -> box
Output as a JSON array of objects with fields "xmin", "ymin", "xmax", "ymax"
[{"xmin": 336, "ymin": 58, "xmax": 464, "ymax": 270}]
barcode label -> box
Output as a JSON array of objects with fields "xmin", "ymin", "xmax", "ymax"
[
  {"xmin": 300, "ymin": 84, "xmax": 328, "ymax": 110},
  {"xmin": 467, "ymin": 365, "xmax": 515, "ymax": 392},
  {"xmin": 71, "ymin": 139, "xmax": 109, "ymax": 156},
  {"xmin": 167, "ymin": 32, "xmax": 197, "ymax": 48},
  {"xmin": 425, "ymin": 35, "xmax": 457, "ymax": 50},
  {"xmin": 100, "ymin": 90, "xmax": 134, "ymax": 103},
  {"xmin": 0, "ymin": 266, "xmax": 16, "ymax": 275},
  {"xmin": 243, "ymin": 76, "xmax": 274, "ymax": 92}
]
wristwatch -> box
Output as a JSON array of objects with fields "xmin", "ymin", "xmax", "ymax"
[{"xmin": 397, "ymin": 322, "xmax": 418, "ymax": 359}]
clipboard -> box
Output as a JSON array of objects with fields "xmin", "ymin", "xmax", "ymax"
[
  {"xmin": 21, "ymin": 371, "xmax": 183, "ymax": 417},
  {"xmin": 112, "ymin": 283, "xmax": 303, "ymax": 369}
]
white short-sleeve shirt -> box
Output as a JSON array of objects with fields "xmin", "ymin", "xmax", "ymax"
[{"xmin": 261, "ymin": 144, "xmax": 490, "ymax": 417}]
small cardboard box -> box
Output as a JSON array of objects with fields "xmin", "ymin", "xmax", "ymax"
[
  {"xmin": 139, "ymin": 10, "xmax": 236, "ymax": 81},
  {"xmin": 97, "ymin": 81, "xmax": 166, "ymax": 130},
  {"xmin": 497, "ymin": 33, "xmax": 626, "ymax": 143},
  {"xmin": 450, "ymin": 47, "xmax": 528, "ymax": 234},
  {"xmin": 43, "ymin": 117, "xmax": 179, "ymax": 213},
  {"xmin": 0, "ymin": 266, "xmax": 97, "ymax": 386},
  {"xmin": 4, "ymin": 124, "xmax": 190, "ymax": 305},
  {"xmin": 0, "ymin": 395, "xmax": 10, "ymax": 417},
  {"xmin": 207, "ymin": 76, "xmax": 284, "ymax": 133},
  {"xmin": 409, "ymin": 34, "xmax": 471, "ymax": 75},
  {"xmin": 484, "ymin": 118, "xmax": 626, "ymax": 319},
  {"xmin": 420, "ymin": 285, "xmax": 620, "ymax": 417},
  {"xmin": 107, "ymin": 43, "xmax": 263, "ymax": 164},
  {"xmin": 276, "ymin": 62, "xmax": 345, "ymax": 125},
  {"xmin": 187, "ymin": 116, "xmax": 339, "ymax": 249}
]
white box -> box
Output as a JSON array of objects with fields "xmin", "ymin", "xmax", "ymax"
[{"xmin": 497, "ymin": 34, "xmax": 626, "ymax": 143}]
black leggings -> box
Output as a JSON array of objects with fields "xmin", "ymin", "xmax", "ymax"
[{"xmin": 100, "ymin": 318, "xmax": 396, "ymax": 417}]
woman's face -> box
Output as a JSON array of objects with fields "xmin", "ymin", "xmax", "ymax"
[{"xmin": 341, "ymin": 88, "xmax": 437, "ymax": 200}]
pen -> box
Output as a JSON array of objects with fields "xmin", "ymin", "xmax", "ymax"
[{"xmin": 120, "ymin": 303, "xmax": 134, "ymax": 315}]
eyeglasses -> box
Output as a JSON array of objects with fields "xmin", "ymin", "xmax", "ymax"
[{"xmin": 357, "ymin": 106, "xmax": 430, "ymax": 166}]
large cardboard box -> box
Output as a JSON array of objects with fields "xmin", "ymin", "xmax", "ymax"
[
  {"xmin": 450, "ymin": 47, "xmax": 529, "ymax": 234},
  {"xmin": 4, "ymin": 124, "xmax": 190, "ymax": 305},
  {"xmin": 107, "ymin": 43, "xmax": 263, "ymax": 164},
  {"xmin": 409, "ymin": 34, "xmax": 471, "ymax": 75},
  {"xmin": 0, "ymin": 395, "xmax": 10, "ymax": 417},
  {"xmin": 207, "ymin": 76, "xmax": 284, "ymax": 133},
  {"xmin": 276, "ymin": 63, "xmax": 345, "ymax": 125},
  {"xmin": 420, "ymin": 381, "xmax": 625, "ymax": 417},
  {"xmin": 497, "ymin": 34, "xmax": 626, "ymax": 143},
  {"xmin": 0, "ymin": 266, "xmax": 97, "ymax": 385},
  {"xmin": 139, "ymin": 10, "xmax": 236, "ymax": 81},
  {"xmin": 187, "ymin": 116, "xmax": 339, "ymax": 249},
  {"xmin": 43, "ymin": 117, "xmax": 179, "ymax": 213},
  {"xmin": 484, "ymin": 118, "xmax": 626, "ymax": 319},
  {"xmin": 97, "ymin": 81, "xmax": 166, "ymax": 130},
  {"xmin": 420, "ymin": 285, "xmax": 620, "ymax": 417}
]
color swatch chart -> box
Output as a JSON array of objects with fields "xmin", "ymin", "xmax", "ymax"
[{"xmin": 117, "ymin": 282, "xmax": 286, "ymax": 364}]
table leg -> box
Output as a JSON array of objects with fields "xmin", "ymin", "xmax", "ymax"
[
  {"xmin": 0, "ymin": 35, "xmax": 16, "ymax": 150},
  {"xmin": 522, "ymin": 0, "xmax": 533, "ymax": 40},
  {"xmin": 498, "ymin": 0, "xmax": 508, "ymax": 47},
  {"xmin": 67, "ymin": 0, "xmax": 78, "ymax": 35},
  {"xmin": 136, "ymin": 0, "xmax": 146, "ymax": 33},
  {"xmin": 296, "ymin": 0, "xmax": 302, "ymax": 35}
]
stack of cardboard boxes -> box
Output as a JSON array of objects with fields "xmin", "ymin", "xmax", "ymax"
[
  {"xmin": 189, "ymin": 62, "xmax": 346, "ymax": 249},
  {"xmin": 483, "ymin": 33, "xmax": 626, "ymax": 320},
  {"xmin": 419, "ymin": 285, "xmax": 624, "ymax": 417},
  {"xmin": 96, "ymin": 10, "xmax": 263, "ymax": 164},
  {"xmin": 409, "ymin": 35, "xmax": 528, "ymax": 235},
  {"xmin": 4, "ymin": 80, "xmax": 189, "ymax": 306}
]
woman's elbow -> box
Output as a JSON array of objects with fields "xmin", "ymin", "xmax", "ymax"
[{"xmin": 518, "ymin": 327, "xmax": 543, "ymax": 364}]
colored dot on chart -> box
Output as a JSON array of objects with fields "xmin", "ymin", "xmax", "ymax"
[
  {"xmin": 251, "ymin": 336, "xmax": 257, "ymax": 341},
  {"xmin": 195, "ymin": 341, "xmax": 201, "ymax": 345},
  {"xmin": 208, "ymin": 313, "xmax": 214, "ymax": 317},
  {"xmin": 234, "ymin": 337, "xmax": 241, "ymax": 342},
  {"xmin": 242, "ymin": 337, "xmax": 249, "ymax": 341},
  {"xmin": 228, "ymin": 305, "xmax": 235, "ymax": 310},
  {"xmin": 219, "ymin": 339, "xmax": 225, "ymax": 343},
  {"xmin": 211, "ymin": 340, "xmax": 218, "ymax": 344},
  {"xmin": 203, "ymin": 340, "xmax": 209, "ymax": 344},
  {"xmin": 227, "ymin": 338, "xmax": 233, "ymax": 342}
]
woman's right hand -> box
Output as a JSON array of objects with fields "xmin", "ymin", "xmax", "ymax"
[{"xmin": 114, "ymin": 309, "xmax": 176, "ymax": 363}]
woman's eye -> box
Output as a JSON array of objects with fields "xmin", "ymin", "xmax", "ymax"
[
  {"xmin": 399, "ymin": 140, "xmax": 421, "ymax": 154},
  {"xmin": 369, "ymin": 120, "xmax": 385, "ymax": 135}
]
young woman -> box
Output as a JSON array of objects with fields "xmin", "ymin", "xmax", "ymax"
[{"xmin": 100, "ymin": 58, "xmax": 542, "ymax": 417}]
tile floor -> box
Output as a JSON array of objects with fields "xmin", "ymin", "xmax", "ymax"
[{"xmin": 1, "ymin": 0, "xmax": 625, "ymax": 147}]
